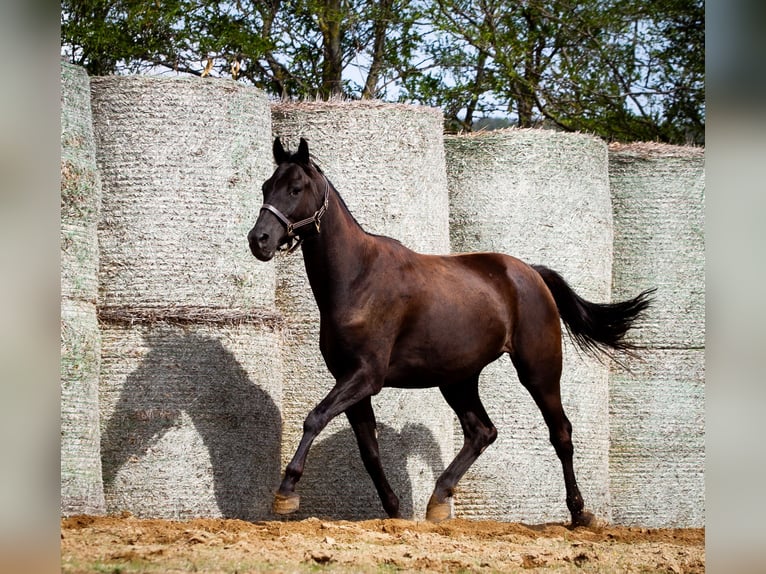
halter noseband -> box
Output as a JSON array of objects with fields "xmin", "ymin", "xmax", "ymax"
[{"xmin": 260, "ymin": 176, "xmax": 330, "ymax": 253}]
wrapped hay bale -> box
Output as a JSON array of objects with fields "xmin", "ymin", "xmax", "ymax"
[
  {"xmin": 608, "ymin": 143, "xmax": 705, "ymax": 527},
  {"xmin": 98, "ymin": 310, "xmax": 283, "ymax": 520},
  {"xmin": 61, "ymin": 298, "xmax": 105, "ymax": 515},
  {"xmin": 445, "ymin": 129, "xmax": 613, "ymax": 523},
  {"xmin": 609, "ymin": 349, "xmax": 705, "ymax": 527},
  {"xmin": 90, "ymin": 76, "xmax": 275, "ymax": 310},
  {"xmin": 60, "ymin": 62, "xmax": 105, "ymax": 515},
  {"xmin": 91, "ymin": 76, "xmax": 284, "ymax": 519},
  {"xmin": 608, "ymin": 143, "xmax": 705, "ymax": 347},
  {"xmin": 61, "ymin": 64, "xmax": 101, "ymax": 302},
  {"xmin": 272, "ymin": 102, "xmax": 450, "ymax": 253},
  {"xmin": 269, "ymin": 102, "xmax": 454, "ymax": 519}
]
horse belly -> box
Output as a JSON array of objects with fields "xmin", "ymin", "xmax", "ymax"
[{"xmin": 384, "ymin": 310, "xmax": 507, "ymax": 388}]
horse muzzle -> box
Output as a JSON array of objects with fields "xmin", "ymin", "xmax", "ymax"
[{"xmin": 248, "ymin": 224, "xmax": 281, "ymax": 261}]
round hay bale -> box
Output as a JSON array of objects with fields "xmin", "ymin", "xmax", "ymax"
[
  {"xmin": 61, "ymin": 61, "xmax": 101, "ymax": 302},
  {"xmin": 90, "ymin": 76, "xmax": 275, "ymax": 309},
  {"xmin": 60, "ymin": 62, "xmax": 105, "ymax": 516},
  {"xmin": 268, "ymin": 101, "xmax": 454, "ymax": 519},
  {"xmin": 608, "ymin": 142, "xmax": 705, "ymax": 528},
  {"xmin": 608, "ymin": 142, "xmax": 705, "ymax": 347},
  {"xmin": 60, "ymin": 298, "xmax": 105, "ymax": 515},
  {"xmin": 609, "ymin": 349, "xmax": 705, "ymax": 527},
  {"xmin": 98, "ymin": 312, "xmax": 283, "ymax": 520},
  {"xmin": 445, "ymin": 128, "xmax": 613, "ymax": 523}
]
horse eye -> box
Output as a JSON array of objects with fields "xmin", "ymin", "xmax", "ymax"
[{"xmin": 290, "ymin": 186, "xmax": 302, "ymax": 196}]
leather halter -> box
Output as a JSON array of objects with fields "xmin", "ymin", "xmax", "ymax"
[{"xmin": 260, "ymin": 176, "xmax": 330, "ymax": 253}]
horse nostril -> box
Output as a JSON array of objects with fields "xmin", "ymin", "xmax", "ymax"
[{"xmin": 258, "ymin": 232, "xmax": 269, "ymax": 246}]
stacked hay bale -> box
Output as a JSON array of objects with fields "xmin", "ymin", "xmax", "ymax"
[
  {"xmin": 269, "ymin": 101, "xmax": 454, "ymax": 520},
  {"xmin": 445, "ymin": 129, "xmax": 613, "ymax": 523},
  {"xmin": 60, "ymin": 62, "xmax": 106, "ymax": 516},
  {"xmin": 91, "ymin": 76, "xmax": 282, "ymax": 520},
  {"xmin": 608, "ymin": 142, "xmax": 705, "ymax": 527}
]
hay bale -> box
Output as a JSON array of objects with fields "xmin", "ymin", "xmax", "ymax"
[
  {"xmin": 608, "ymin": 142, "xmax": 705, "ymax": 527},
  {"xmin": 60, "ymin": 62, "xmax": 105, "ymax": 516},
  {"xmin": 99, "ymin": 312, "xmax": 283, "ymax": 520},
  {"xmin": 61, "ymin": 62, "xmax": 101, "ymax": 302},
  {"xmin": 90, "ymin": 76, "xmax": 275, "ymax": 309},
  {"xmin": 609, "ymin": 349, "xmax": 705, "ymax": 527},
  {"xmin": 269, "ymin": 102, "xmax": 454, "ymax": 519},
  {"xmin": 61, "ymin": 298, "xmax": 106, "ymax": 515},
  {"xmin": 445, "ymin": 128, "xmax": 613, "ymax": 523},
  {"xmin": 608, "ymin": 143, "xmax": 705, "ymax": 347}
]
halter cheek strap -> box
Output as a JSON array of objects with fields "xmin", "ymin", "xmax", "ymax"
[{"xmin": 260, "ymin": 178, "xmax": 330, "ymax": 252}]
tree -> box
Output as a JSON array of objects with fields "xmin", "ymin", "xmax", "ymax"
[
  {"xmin": 399, "ymin": 0, "xmax": 704, "ymax": 143},
  {"xmin": 61, "ymin": 0, "xmax": 192, "ymax": 77},
  {"xmin": 61, "ymin": 0, "xmax": 422, "ymax": 100},
  {"xmin": 61, "ymin": 0, "xmax": 704, "ymax": 144}
]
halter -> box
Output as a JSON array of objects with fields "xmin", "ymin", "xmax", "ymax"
[{"xmin": 260, "ymin": 176, "xmax": 330, "ymax": 253}]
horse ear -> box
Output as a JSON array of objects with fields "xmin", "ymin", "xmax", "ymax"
[
  {"xmin": 273, "ymin": 137, "xmax": 290, "ymax": 164},
  {"xmin": 296, "ymin": 138, "xmax": 310, "ymax": 165}
]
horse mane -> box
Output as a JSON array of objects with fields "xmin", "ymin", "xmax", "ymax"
[{"xmin": 301, "ymin": 156, "xmax": 365, "ymax": 232}]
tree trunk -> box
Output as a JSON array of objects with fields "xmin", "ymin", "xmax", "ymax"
[
  {"xmin": 464, "ymin": 51, "xmax": 487, "ymax": 129},
  {"xmin": 362, "ymin": 0, "xmax": 394, "ymax": 99},
  {"xmin": 318, "ymin": 0, "xmax": 344, "ymax": 98}
]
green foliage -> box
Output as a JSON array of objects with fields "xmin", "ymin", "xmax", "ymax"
[
  {"xmin": 61, "ymin": 0, "xmax": 704, "ymax": 144},
  {"xmin": 400, "ymin": 0, "xmax": 704, "ymax": 143}
]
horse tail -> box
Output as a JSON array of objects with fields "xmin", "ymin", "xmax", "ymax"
[{"xmin": 532, "ymin": 264, "xmax": 655, "ymax": 363}]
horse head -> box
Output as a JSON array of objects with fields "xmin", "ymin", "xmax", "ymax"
[{"xmin": 248, "ymin": 137, "xmax": 328, "ymax": 261}]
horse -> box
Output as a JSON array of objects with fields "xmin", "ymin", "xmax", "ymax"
[{"xmin": 248, "ymin": 137, "xmax": 653, "ymax": 527}]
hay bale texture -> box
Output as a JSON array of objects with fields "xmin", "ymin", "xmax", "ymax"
[
  {"xmin": 61, "ymin": 298, "xmax": 105, "ymax": 515},
  {"xmin": 608, "ymin": 143, "xmax": 705, "ymax": 347},
  {"xmin": 60, "ymin": 62, "xmax": 106, "ymax": 516},
  {"xmin": 90, "ymin": 76, "xmax": 275, "ymax": 310},
  {"xmin": 608, "ymin": 143, "xmax": 705, "ymax": 527},
  {"xmin": 98, "ymin": 315, "xmax": 283, "ymax": 520},
  {"xmin": 609, "ymin": 350, "xmax": 705, "ymax": 527},
  {"xmin": 445, "ymin": 129, "xmax": 613, "ymax": 523},
  {"xmin": 269, "ymin": 102, "xmax": 454, "ymax": 519},
  {"xmin": 91, "ymin": 76, "xmax": 283, "ymax": 519},
  {"xmin": 62, "ymin": 63, "xmax": 101, "ymax": 302}
]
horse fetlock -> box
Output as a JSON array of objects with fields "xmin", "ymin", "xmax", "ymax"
[
  {"xmin": 566, "ymin": 492, "xmax": 584, "ymax": 512},
  {"xmin": 273, "ymin": 492, "xmax": 301, "ymax": 515}
]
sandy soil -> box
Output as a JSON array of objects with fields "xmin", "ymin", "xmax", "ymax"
[{"xmin": 61, "ymin": 514, "xmax": 704, "ymax": 573}]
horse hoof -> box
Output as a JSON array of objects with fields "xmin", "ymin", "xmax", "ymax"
[
  {"xmin": 273, "ymin": 493, "xmax": 300, "ymax": 515},
  {"xmin": 571, "ymin": 510, "xmax": 606, "ymax": 529},
  {"xmin": 426, "ymin": 496, "xmax": 452, "ymax": 523}
]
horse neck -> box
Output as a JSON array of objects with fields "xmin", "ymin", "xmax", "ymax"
[{"xmin": 300, "ymin": 183, "xmax": 371, "ymax": 310}]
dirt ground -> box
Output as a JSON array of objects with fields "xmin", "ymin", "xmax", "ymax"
[{"xmin": 61, "ymin": 514, "xmax": 704, "ymax": 573}]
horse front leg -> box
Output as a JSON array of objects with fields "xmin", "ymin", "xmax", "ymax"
[{"xmin": 273, "ymin": 370, "xmax": 381, "ymax": 515}]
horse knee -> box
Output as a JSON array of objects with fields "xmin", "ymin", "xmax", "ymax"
[
  {"xmin": 469, "ymin": 424, "xmax": 497, "ymax": 453},
  {"xmin": 302, "ymin": 410, "xmax": 325, "ymax": 436}
]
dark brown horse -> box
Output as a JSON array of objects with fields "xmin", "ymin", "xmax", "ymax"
[{"xmin": 248, "ymin": 137, "xmax": 652, "ymax": 527}]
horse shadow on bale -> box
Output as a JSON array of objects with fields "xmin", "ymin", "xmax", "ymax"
[
  {"xmin": 283, "ymin": 421, "xmax": 447, "ymax": 521},
  {"xmin": 100, "ymin": 329, "xmax": 281, "ymax": 521}
]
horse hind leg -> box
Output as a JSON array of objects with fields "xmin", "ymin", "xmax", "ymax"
[
  {"xmin": 511, "ymin": 351, "xmax": 599, "ymax": 528},
  {"xmin": 345, "ymin": 396, "xmax": 401, "ymax": 518},
  {"xmin": 427, "ymin": 375, "xmax": 497, "ymax": 522}
]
